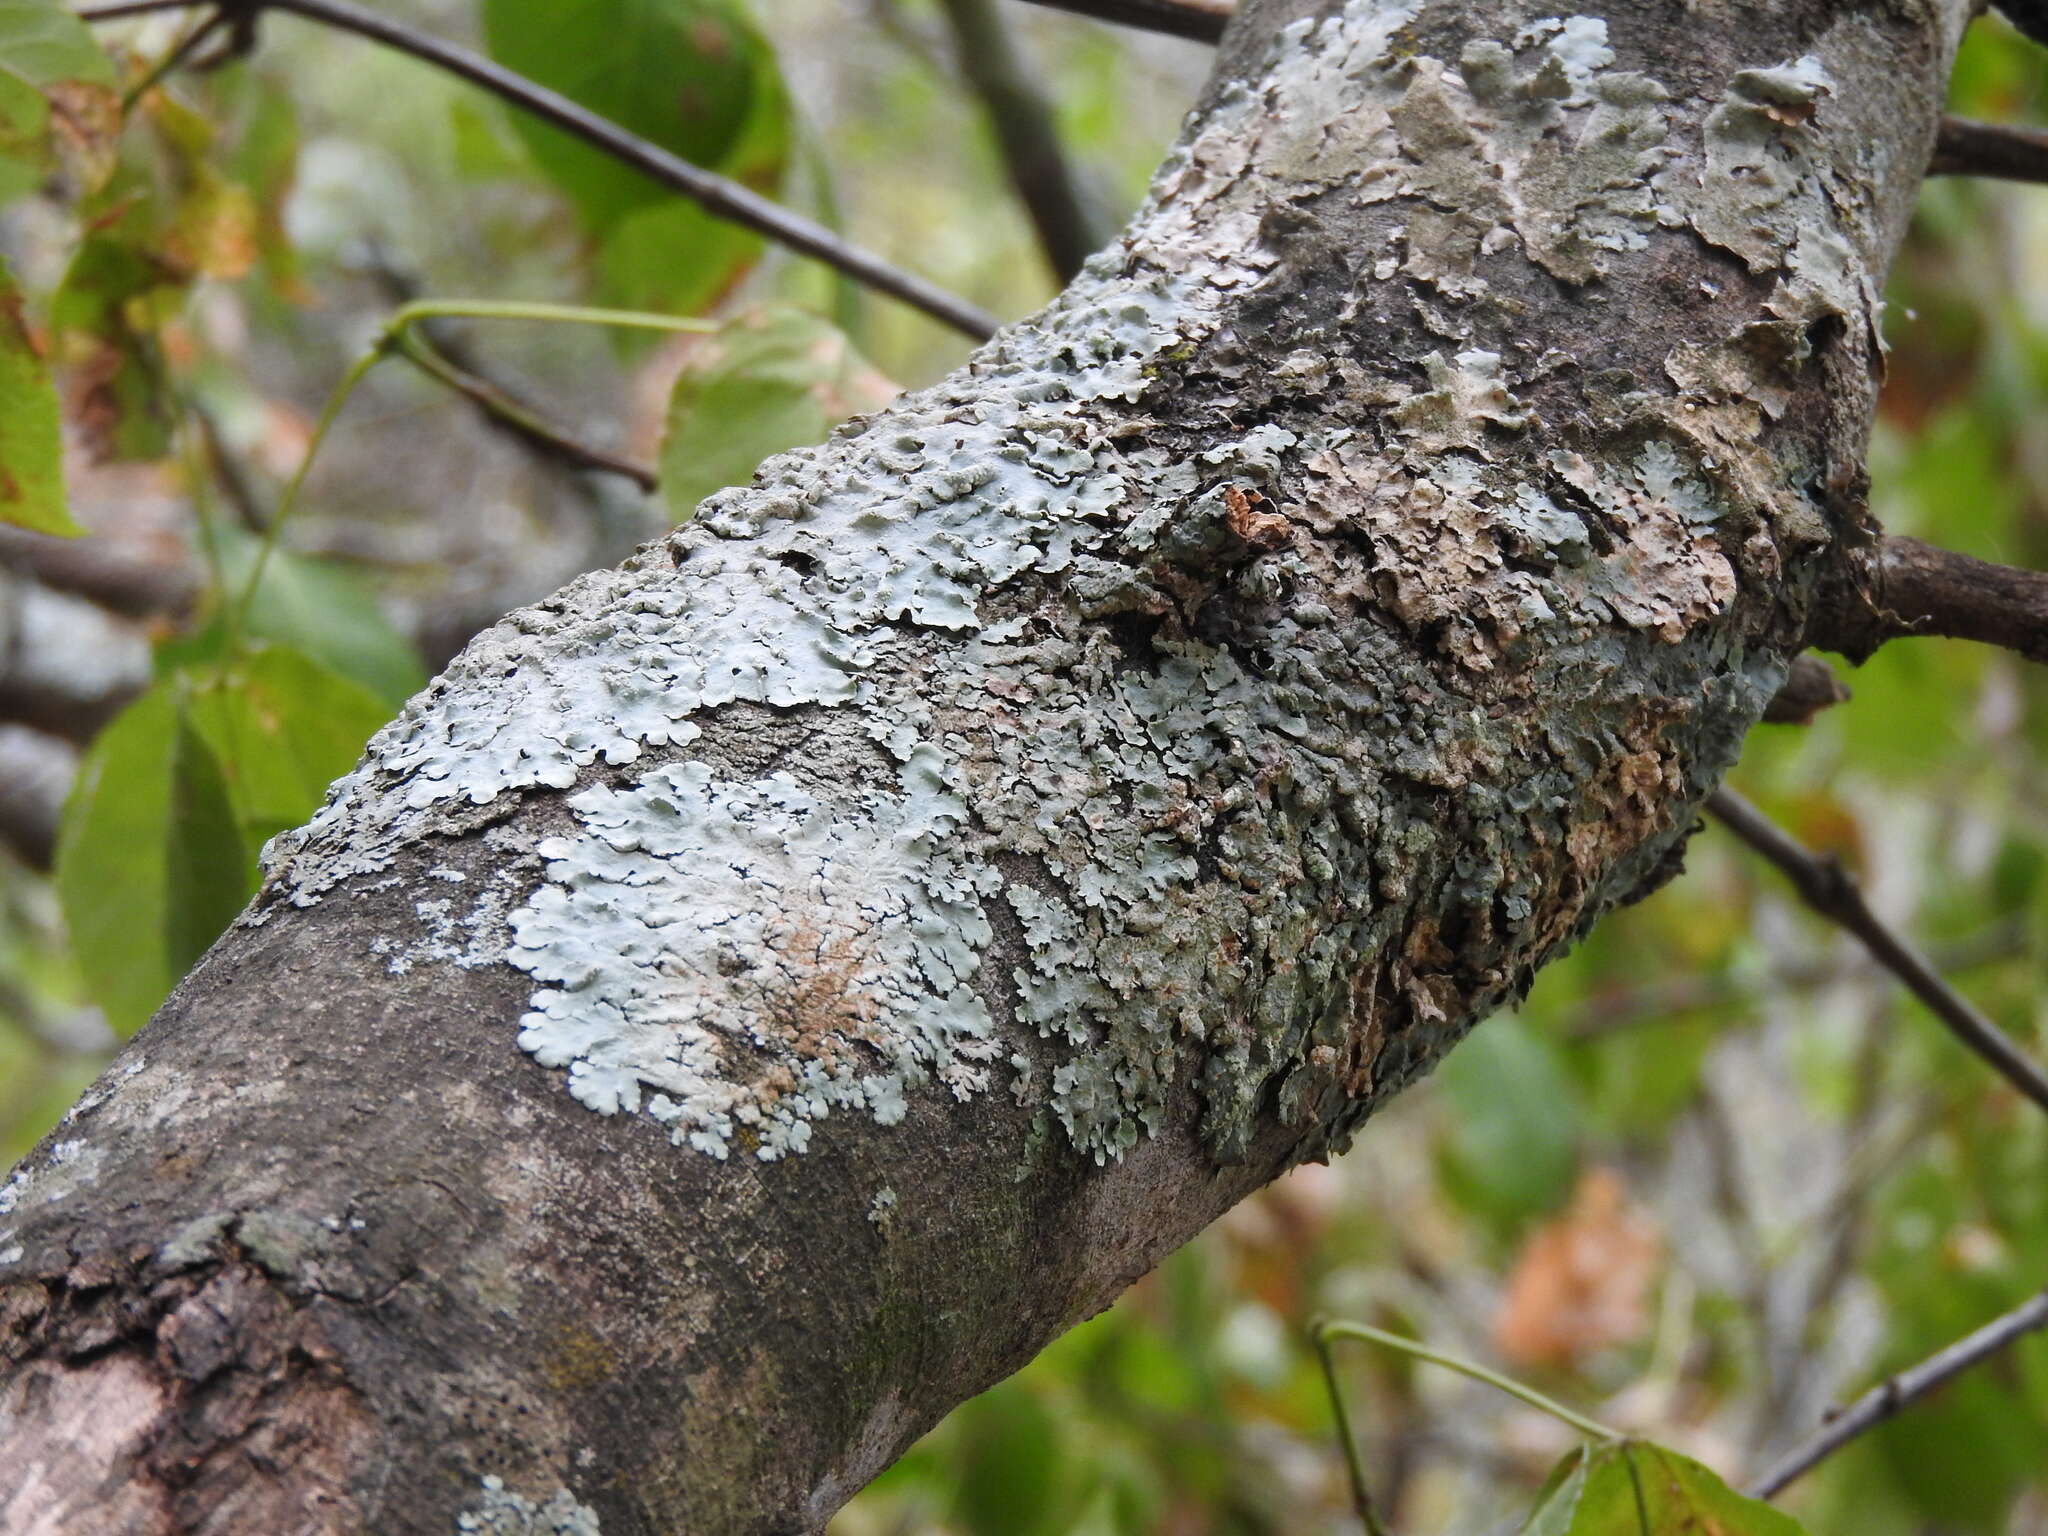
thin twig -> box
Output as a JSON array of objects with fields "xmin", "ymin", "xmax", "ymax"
[
  {"xmin": 1014, "ymin": 0, "xmax": 1231, "ymax": 42},
  {"xmin": 391, "ymin": 332, "xmax": 657, "ymax": 492},
  {"xmin": 1747, "ymin": 1288, "xmax": 2048, "ymax": 1499},
  {"xmin": 1566, "ymin": 919, "xmax": 2025, "ymax": 1041},
  {"xmin": 1706, "ymin": 788, "xmax": 2048, "ymax": 1117},
  {"xmin": 118, "ymin": 4, "xmax": 227, "ymax": 109},
  {"xmin": 938, "ymin": 0, "xmax": 1108, "ymax": 282},
  {"xmin": 1930, "ymin": 116, "xmax": 2048, "ymax": 184},
  {"xmin": 78, "ymin": 0, "xmax": 1000, "ymax": 340}
]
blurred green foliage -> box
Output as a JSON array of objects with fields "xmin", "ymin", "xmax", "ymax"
[{"xmin": 1, "ymin": 2, "xmax": 2046, "ymax": 1532}]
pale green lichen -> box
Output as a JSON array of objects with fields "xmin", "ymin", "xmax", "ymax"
[{"xmin": 456, "ymin": 1475, "xmax": 600, "ymax": 1536}]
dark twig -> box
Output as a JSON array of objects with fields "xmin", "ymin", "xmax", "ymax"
[
  {"xmin": 1013, "ymin": 0, "xmax": 1231, "ymax": 43},
  {"xmin": 939, "ymin": 0, "xmax": 1109, "ymax": 282},
  {"xmin": 391, "ymin": 331, "xmax": 657, "ymax": 492},
  {"xmin": 1929, "ymin": 117, "xmax": 2048, "ymax": 185},
  {"xmin": 1566, "ymin": 919, "xmax": 2025, "ymax": 1041},
  {"xmin": 118, "ymin": 4, "xmax": 228, "ymax": 108},
  {"xmin": 1853, "ymin": 537, "xmax": 2048, "ymax": 664},
  {"xmin": 1748, "ymin": 1288, "xmax": 2048, "ymax": 1499},
  {"xmin": 79, "ymin": 0, "xmax": 999, "ymax": 340},
  {"xmin": 1706, "ymin": 787, "xmax": 2048, "ymax": 1118}
]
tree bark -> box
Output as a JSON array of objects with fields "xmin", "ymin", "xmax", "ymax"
[{"xmin": 0, "ymin": 1, "xmax": 1970, "ymax": 1531}]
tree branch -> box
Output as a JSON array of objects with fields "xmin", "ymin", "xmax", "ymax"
[
  {"xmin": 1748, "ymin": 1287, "xmax": 2048, "ymax": 1499},
  {"xmin": 1706, "ymin": 788, "xmax": 2048, "ymax": 1117},
  {"xmin": 390, "ymin": 332, "xmax": 657, "ymax": 492},
  {"xmin": 939, "ymin": 0, "xmax": 1109, "ymax": 283},
  {"xmin": 1815, "ymin": 535, "xmax": 2048, "ymax": 664},
  {"xmin": 0, "ymin": 527, "xmax": 198, "ymax": 621},
  {"xmin": 79, "ymin": 0, "xmax": 1000, "ymax": 341},
  {"xmin": 1012, "ymin": 0, "xmax": 1231, "ymax": 43},
  {"xmin": 1929, "ymin": 116, "xmax": 2048, "ymax": 184}
]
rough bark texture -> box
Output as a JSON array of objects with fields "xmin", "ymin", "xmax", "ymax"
[{"xmin": 0, "ymin": 1, "xmax": 1970, "ymax": 1531}]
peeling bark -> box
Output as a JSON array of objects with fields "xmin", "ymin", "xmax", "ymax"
[{"xmin": 0, "ymin": 1, "xmax": 1971, "ymax": 1531}]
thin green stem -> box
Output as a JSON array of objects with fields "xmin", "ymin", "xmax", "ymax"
[
  {"xmin": 1314, "ymin": 1319, "xmax": 1622, "ymax": 1444},
  {"xmin": 226, "ymin": 338, "xmax": 383, "ymax": 639},
  {"xmin": 176, "ymin": 404, "xmax": 229, "ymax": 602},
  {"xmin": 384, "ymin": 299, "xmax": 719, "ymax": 337},
  {"xmin": 1311, "ymin": 1322, "xmax": 1393, "ymax": 1536},
  {"xmin": 226, "ymin": 298, "xmax": 722, "ymax": 637}
]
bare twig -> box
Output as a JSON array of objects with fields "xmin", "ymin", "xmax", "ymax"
[
  {"xmin": 938, "ymin": 0, "xmax": 1108, "ymax": 282},
  {"xmin": 79, "ymin": 0, "xmax": 1000, "ymax": 341},
  {"xmin": 1748, "ymin": 1288, "xmax": 2048, "ymax": 1499},
  {"xmin": 390, "ymin": 332, "xmax": 657, "ymax": 492},
  {"xmin": 1930, "ymin": 116, "xmax": 2048, "ymax": 184},
  {"xmin": 1837, "ymin": 536, "xmax": 2048, "ymax": 664},
  {"xmin": 1013, "ymin": 0, "xmax": 1231, "ymax": 43},
  {"xmin": 1706, "ymin": 788, "xmax": 2048, "ymax": 1118}
]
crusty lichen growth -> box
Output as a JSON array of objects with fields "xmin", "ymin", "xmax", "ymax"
[
  {"xmin": 260, "ymin": 1, "xmax": 1921, "ymax": 1165},
  {"xmin": 456, "ymin": 1475, "xmax": 600, "ymax": 1536}
]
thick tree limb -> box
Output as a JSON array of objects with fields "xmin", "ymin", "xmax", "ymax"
[
  {"xmin": 2, "ymin": 2, "xmax": 1975, "ymax": 1531},
  {"xmin": 1706, "ymin": 788, "xmax": 2048, "ymax": 1116},
  {"xmin": 940, "ymin": 0, "xmax": 1109, "ymax": 282},
  {"xmin": 80, "ymin": 0, "xmax": 1000, "ymax": 340},
  {"xmin": 1929, "ymin": 116, "xmax": 2048, "ymax": 185},
  {"xmin": 1748, "ymin": 1288, "xmax": 2048, "ymax": 1498}
]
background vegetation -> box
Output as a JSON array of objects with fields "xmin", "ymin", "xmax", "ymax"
[{"xmin": 3, "ymin": 2, "xmax": 2047, "ymax": 1530}]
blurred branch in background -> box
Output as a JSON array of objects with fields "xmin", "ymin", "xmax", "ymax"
[
  {"xmin": 1749, "ymin": 1288, "xmax": 2048, "ymax": 1499},
  {"xmin": 81, "ymin": 0, "xmax": 1001, "ymax": 339},
  {"xmin": 938, "ymin": 0, "xmax": 1109, "ymax": 282},
  {"xmin": 1706, "ymin": 788, "xmax": 2048, "ymax": 1116},
  {"xmin": 1566, "ymin": 919, "xmax": 2026, "ymax": 1041},
  {"xmin": 1013, "ymin": 0, "xmax": 1230, "ymax": 43},
  {"xmin": 390, "ymin": 331, "xmax": 658, "ymax": 491},
  {"xmin": 0, "ymin": 728, "xmax": 77, "ymax": 871},
  {"xmin": 1930, "ymin": 116, "xmax": 2048, "ymax": 183}
]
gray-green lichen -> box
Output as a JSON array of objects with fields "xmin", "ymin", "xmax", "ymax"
[
  {"xmin": 259, "ymin": 1, "xmax": 1889, "ymax": 1167},
  {"xmin": 456, "ymin": 1475, "xmax": 600, "ymax": 1536}
]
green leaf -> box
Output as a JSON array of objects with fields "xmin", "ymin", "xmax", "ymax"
[
  {"xmin": 481, "ymin": 0, "xmax": 787, "ymax": 228},
  {"xmin": 55, "ymin": 645, "xmax": 392, "ymax": 1036},
  {"xmin": 57, "ymin": 684, "xmax": 249, "ymax": 1035},
  {"xmin": 481, "ymin": 0, "xmax": 788, "ymax": 313},
  {"xmin": 660, "ymin": 305, "xmax": 896, "ymax": 520},
  {"xmin": 182, "ymin": 646, "xmax": 392, "ymax": 852},
  {"xmin": 1523, "ymin": 1442, "xmax": 1808, "ymax": 1535},
  {"xmin": 0, "ymin": 255, "xmax": 78, "ymax": 535},
  {"xmin": 1435, "ymin": 1014, "xmax": 1582, "ymax": 1233},
  {"xmin": 0, "ymin": 0, "xmax": 115, "ymax": 187},
  {"xmin": 949, "ymin": 1387, "xmax": 1068, "ymax": 1536},
  {"xmin": 49, "ymin": 217, "xmax": 182, "ymax": 462},
  {"xmin": 0, "ymin": 0, "xmax": 114, "ymax": 90},
  {"xmin": 200, "ymin": 528, "xmax": 426, "ymax": 709}
]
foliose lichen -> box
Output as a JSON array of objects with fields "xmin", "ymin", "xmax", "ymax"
[{"xmin": 260, "ymin": 2, "xmax": 1877, "ymax": 1168}]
